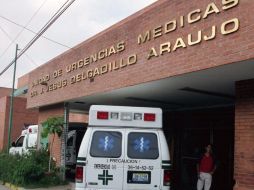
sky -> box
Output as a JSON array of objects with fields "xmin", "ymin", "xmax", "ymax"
[{"xmin": 0, "ymin": 0, "xmax": 156, "ymax": 88}]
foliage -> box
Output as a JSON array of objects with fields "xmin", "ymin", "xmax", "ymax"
[
  {"xmin": 41, "ymin": 116, "xmax": 64, "ymax": 138},
  {"xmin": 41, "ymin": 116, "xmax": 64, "ymax": 173},
  {"xmin": 0, "ymin": 152, "xmax": 17, "ymax": 183},
  {"xmin": 0, "ymin": 150, "xmax": 65, "ymax": 187}
]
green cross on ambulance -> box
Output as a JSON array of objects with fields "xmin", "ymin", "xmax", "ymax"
[{"xmin": 75, "ymin": 105, "xmax": 172, "ymax": 190}]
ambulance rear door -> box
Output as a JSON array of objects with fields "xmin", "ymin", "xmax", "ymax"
[
  {"xmin": 123, "ymin": 129, "xmax": 161, "ymax": 190},
  {"xmin": 85, "ymin": 128, "xmax": 125, "ymax": 190}
]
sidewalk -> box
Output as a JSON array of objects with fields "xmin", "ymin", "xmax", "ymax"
[{"xmin": 25, "ymin": 183, "xmax": 74, "ymax": 190}]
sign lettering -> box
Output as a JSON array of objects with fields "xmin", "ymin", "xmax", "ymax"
[{"xmin": 30, "ymin": 0, "xmax": 240, "ymax": 99}]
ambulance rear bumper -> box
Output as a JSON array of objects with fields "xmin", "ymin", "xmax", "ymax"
[
  {"xmin": 75, "ymin": 187, "xmax": 170, "ymax": 190},
  {"xmin": 76, "ymin": 187, "xmax": 118, "ymax": 190}
]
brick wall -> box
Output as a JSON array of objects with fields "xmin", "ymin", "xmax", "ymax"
[
  {"xmin": 39, "ymin": 104, "xmax": 64, "ymax": 166},
  {"xmin": 69, "ymin": 113, "xmax": 88, "ymax": 123},
  {"xmin": 0, "ymin": 97, "xmax": 39, "ymax": 150},
  {"xmin": 49, "ymin": 134, "xmax": 62, "ymax": 166},
  {"xmin": 234, "ymin": 79, "xmax": 254, "ymax": 190},
  {"xmin": 17, "ymin": 73, "xmax": 29, "ymax": 88},
  {"xmin": 38, "ymin": 105, "xmax": 88, "ymax": 166},
  {"xmin": 0, "ymin": 87, "xmax": 11, "ymax": 98},
  {"xmin": 27, "ymin": 0, "xmax": 254, "ymax": 108},
  {"xmin": 0, "ymin": 97, "xmax": 8, "ymax": 150},
  {"xmin": 11, "ymin": 97, "xmax": 38, "ymax": 142}
]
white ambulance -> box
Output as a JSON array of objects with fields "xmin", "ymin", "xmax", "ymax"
[
  {"xmin": 75, "ymin": 105, "xmax": 172, "ymax": 190},
  {"xmin": 9, "ymin": 125, "xmax": 38, "ymax": 155}
]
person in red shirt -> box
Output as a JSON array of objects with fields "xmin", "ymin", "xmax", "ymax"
[{"xmin": 197, "ymin": 144, "xmax": 217, "ymax": 190}]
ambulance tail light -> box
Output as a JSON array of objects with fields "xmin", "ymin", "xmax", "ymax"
[
  {"xmin": 144, "ymin": 113, "xmax": 156, "ymax": 121},
  {"xmin": 97, "ymin": 111, "xmax": 109, "ymax": 120},
  {"xmin": 163, "ymin": 170, "xmax": 171, "ymax": 186},
  {"xmin": 29, "ymin": 128, "xmax": 32, "ymax": 133},
  {"xmin": 75, "ymin": 166, "xmax": 83, "ymax": 183}
]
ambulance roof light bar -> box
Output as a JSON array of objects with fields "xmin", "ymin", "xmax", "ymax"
[
  {"xmin": 97, "ymin": 111, "xmax": 156, "ymax": 122},
  {"xmin": 90, "ymin": 105, "xmax": 162, "ymax": 129}
]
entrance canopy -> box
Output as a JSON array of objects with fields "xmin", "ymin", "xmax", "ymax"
[{"xmin": 68, "ymin": 60, "xmax": 254, "ymax": 112}]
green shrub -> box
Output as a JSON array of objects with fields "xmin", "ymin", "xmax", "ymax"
[
  {"xmin": 0, "ymin": 150, "xmax": 65, "ymax": 187},
  {"xmin": 0, "ymin": 152, "xmax": 17, "ymax": 182}
]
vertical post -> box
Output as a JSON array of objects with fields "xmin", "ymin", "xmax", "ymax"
[
  {"xmin": 61, "ymin": 102, "xmax": 69, "ymax": 181},
  {"xmin": 7, "ymin": 44, "xmax": 19, "ymax": 153}
]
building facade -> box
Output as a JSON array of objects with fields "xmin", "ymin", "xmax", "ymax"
[
  {"xmin": 0, "ymin": 87, "xmax": 38, "ymax": 150},
  {"xmin": 16, "ymin": 0, "xmax": 254, "ymax": 190}
]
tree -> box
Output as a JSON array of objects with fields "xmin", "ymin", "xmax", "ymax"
[{"xmin": 41, "ymin": 116, "xmax": 64, "ymax": 172}]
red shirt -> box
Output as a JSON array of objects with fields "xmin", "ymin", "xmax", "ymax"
[{"xmin": 199, "ymin": 154, "xmax": 214, "ymax": 173}]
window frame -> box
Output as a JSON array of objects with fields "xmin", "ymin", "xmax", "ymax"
[
  {"xmin": 90, "ymin": 130, "xmax": 122, "ymax": 158},
  {"xmin": 127, "ymin": 132, "xmax": 159, "ymax": 160},
  {"xmin": 15, "ymin": 136, "xmax": 25, "ymax": 147}
]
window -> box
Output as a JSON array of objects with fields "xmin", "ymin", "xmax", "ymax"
[
  {"xmin": 128, "ymin": 132, "xmax": 159, "ymax": 159},
  {"xmin": 67, "ymin": 136, "xmax": 73, "ymax": 146},
  {"xmin": 90, "ymin": 131, "xmax": 122, "ymax": 158},
  {"xmin": 16, "ymin": 136, "xmax": 24, "ymax": 147}
]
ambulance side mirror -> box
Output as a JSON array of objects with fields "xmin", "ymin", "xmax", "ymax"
[{"xmin": 11, "ymin": 142, "xmax": 16, "ymax": 147}]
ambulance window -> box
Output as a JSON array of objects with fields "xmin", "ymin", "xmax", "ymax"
[
  {"xmin": 90, "ymin": 131, "xmax": 122, "ymax": 158},
  {"xmin": 128, "ymin": 132, "xmax": 159, "ymax": 159},
  {"xmin": 16, "ymin": 136, "xmax": 24, "ymax": 147}
]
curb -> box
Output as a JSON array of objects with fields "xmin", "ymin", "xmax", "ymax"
[
  {"xmin": 3, "ymin": 182, "xmax": 74, "ymax": 190},
  {"xmin": 4, "ymin": 182, "xmax": 25, "ymax": 190}
]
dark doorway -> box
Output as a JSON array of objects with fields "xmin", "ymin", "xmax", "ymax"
[{"xmin": 165, "ymin": 107, "xmax": 234, "ymax": 190}]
